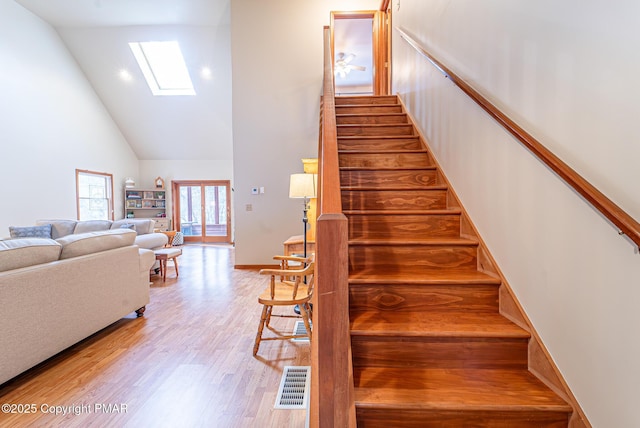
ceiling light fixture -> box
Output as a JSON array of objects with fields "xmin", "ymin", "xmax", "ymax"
[
  {"xmin": 201, "ymin": 67, "xmax": 213, "ymax": 79},
  {"xmin": 129, "ymin": 41, "xmax": 195, "ymax": 96},
  {"xmin": 334, "ymin": 52, "xmax": 366, "ymax": 79},
  {"xmin": 118, "ymin": 69, "xmax": 133, "ymax": 81}
]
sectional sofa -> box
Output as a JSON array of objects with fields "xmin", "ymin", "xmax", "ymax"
[
  {"xmin": 34, "ymin": 218, "xmax": 168, "ymax": 250},
  {"xmin": 0, "ymin": 221, "xmax": 164, "ymax": 385}
]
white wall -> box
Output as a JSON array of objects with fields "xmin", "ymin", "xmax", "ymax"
[
  {"xmin": 0, "ymin": 1, "xmax": 139, "ymax": 233},
  {"xmin": 392, "ymin": 1, "xmax": 640, "ymax": 427},
  {"xmin": 231, "ymin": 0, "xmax": 380, "ymax": 265}
]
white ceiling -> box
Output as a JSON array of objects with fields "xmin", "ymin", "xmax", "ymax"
[
  {"xmin": 15, "ymin": 0, "xmax": 232, "ymax": 161},
  {"xmin": 15, "ymin": 0, "xmax": 374, "ymax": 159},
  {"xmin": 15, "ymin": 0, "xmax": 229, "ymax": 26}
]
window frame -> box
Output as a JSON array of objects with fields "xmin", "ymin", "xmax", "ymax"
[{"xmin": 75, "ymin": 169, "xmax": 115, "ymax": 221}]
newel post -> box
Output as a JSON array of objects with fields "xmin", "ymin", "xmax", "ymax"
[{"xmin": 311, "ymin": 212, "xmax": 356, "ymax": 427}]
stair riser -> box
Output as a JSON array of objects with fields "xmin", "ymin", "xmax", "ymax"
[
  {"xmin": 351, "ymin": 337, "xmax": 528, "ymax": 369},
  {"xmin": 336, "ymin": 114, "xmax": 408, "ymax": 125},
  {"xmin": 338, "ymin": 95, "xmax": 572, "ymax": 426},
  {"xmin": 349, "ymin": 245, "xmax": 478, "ymax": 272},
  {"xmin": 340, "ymin": 152, "xmax": 431, "ymax": 169},
  {"xmin": 355, "ymin": 409, "xmax": 569, "ymax": 428},
  {"xmin": 335, "ymin": 95, "xmax": 398, "ymax": 105},
  {"xmin": 338, "ymin": 137, "xmax": 423, "ymax": 151},
  {"xmin": 337, "ymin": 125, "xmax": 415, "ymax": 136},
  {"xmin": 348, "ymin": 214, "xmax": 460, "ymax": 239},
  {"xmin": 341, "ymin": 170, "xmax": 437, "ymax": 189},
  {"xmin": 349, "ymin": 284, "xmax": 498, "ymax": 312},
  {"xmin": 342, "ymin": 190, "xmax": 448, "ymax": 211},
  {"xmin": 336, "ymin": 105, "xmax": 403, "ymax": 114}
]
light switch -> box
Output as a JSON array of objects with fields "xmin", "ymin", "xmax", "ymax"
[{"xmin": 259, "ymin": 187, "xmax": 265, "ymax": 194}]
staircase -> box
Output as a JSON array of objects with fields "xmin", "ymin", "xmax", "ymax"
[{"xmin": 335, "ymin": 95, "xmax": 573, "ymax": 427}]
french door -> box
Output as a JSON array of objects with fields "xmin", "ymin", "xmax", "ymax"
[{"xmin": 171, "ymin": 180, "xmax": 231, "ymax": 243}]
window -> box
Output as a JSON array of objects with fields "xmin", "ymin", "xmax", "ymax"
[
  {"xmin": 76, "ymin": 169, "xmax": 114, "ymax": 221},
  {"xmin": 129, "ymin": 41, "xmax": 195, "ymax": 96}
]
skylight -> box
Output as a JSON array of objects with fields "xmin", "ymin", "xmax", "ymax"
[{"xmin": 129, "ymin": 41, "xmax": 195, "ymax": 96}]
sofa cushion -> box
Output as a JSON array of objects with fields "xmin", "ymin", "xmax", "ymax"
[
  {"xmin": 74, "ymin": 220, "xmax": 113, "ymax": 234},
  {"xmin": 0, "ymin": 238, "xmax": 62, "ymax": 272},
  {"xmin": 9, "ymin": 225, "xmax": 52, "ymax": 239},
  {"xmin": 134, "ymin": 233, "xmax": 168, "ymax": 250},
  {"xmin": 36, "ymin": 220, "xmax": 77, "ymax": 239},
  {"xmin": 111, "ymin": 219, "xmax": 155, "ymax": 235},
  {"xmin": 56, "ymin": 229, "xmax": 136, "ymax": 260}
]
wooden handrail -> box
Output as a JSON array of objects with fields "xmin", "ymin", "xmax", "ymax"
[
  {"xmin": 309, "ymin": 27, "xmax": 355, "ymax": 427},
  {"xmin": 397, "ymin": 27, "xmax": 640, "ymax": 250}
]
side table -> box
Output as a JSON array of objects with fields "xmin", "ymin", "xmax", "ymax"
[
  {"xmin": 283, "ymin": 235, "xmax": 315, "ymax": 257},
  {"xmin": 154, "ymin": 248, "xmax": 182, "ymax": 282}
]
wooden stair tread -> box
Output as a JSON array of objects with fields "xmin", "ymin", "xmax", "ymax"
[
  {"xmin": 335, "ymin": 95, "xmax": 398, "ymax": 104},
  {"xmin": 338, "ymin": 136, "xmax": 420, "ymax": 142},
  {"xmin": 339, "ymin": 134, "xmax": 415, "ymax": 138},
  {"xmin": 338, "ymin": 123, "xmax": 410, "ymax": 127},
  {"xmin": 344, "ymin": 209, "xmax": 461, "ymax": 216},
  {"xmin": 339, "ymin": 149, "xmax": 428, "ymax": 154},
  {"xmin": 354, "ymin": 368, "xmax": 572, "ymax": 412},
  {"xmin": 349, "ymin": 269, "xmax": 501, "ymax": 285},
  {"xmin": 350, "ymin": 311, "xmax": 529, "ymax": 338},
  {"xmin": 340, "ymin": 166, "xmax": 435, "ymax": 171},
  {"xmin": 342, "ymin": 185, "xmax": 448, "ymax": 191},
  {"xmin": 340, "ymin": 166, "xmax": 436, "ymax": 171},
  {"xmin": 336, "ymin": 113, "xmax": 407, "ymax": 117},
  {"xmin": 349, "ymin": 238, "xmax": 478, "ymax": 246},
  {"xmin": 336, "ymin": 103, "xmax": 399, "ymax": 108}
]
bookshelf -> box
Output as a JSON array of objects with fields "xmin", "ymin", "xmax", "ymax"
[{"xmin": 124, "ymin": 188, "xmax": 170, "ymax": 230}]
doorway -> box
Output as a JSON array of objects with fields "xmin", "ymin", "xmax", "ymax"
[
  {"xmin": 172, "ymin": 180, "xmax": 232, "ymax": 243},
  {"xmin": 331, "ymin": 10, "xmax": 390, "ymax": 96}
]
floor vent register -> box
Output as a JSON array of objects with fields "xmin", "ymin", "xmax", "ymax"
[
  {"xmin": 291, "ymin": 320, "xmax": 311, "ymax": 342},
  {"xmin": 274, "ymin": 366, "xmax": 311, "ymax": 409}
]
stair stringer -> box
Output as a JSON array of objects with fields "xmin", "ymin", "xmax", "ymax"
[{"xmin": 397, "ymin": 95, "xmax": 591, "ymax": 428}]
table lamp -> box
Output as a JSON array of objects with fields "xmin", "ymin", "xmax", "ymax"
[{"xmin": 289, "ymin": 173, "xmax": 317, "ymax": 259}]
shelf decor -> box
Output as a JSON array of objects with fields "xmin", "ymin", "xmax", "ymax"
[{"xmin": 124, "ymin": 188, "xmax": 168, "ymax": 230}]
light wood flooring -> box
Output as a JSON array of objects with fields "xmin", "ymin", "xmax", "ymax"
[{"xmin": 0, "ymin": 244, "xmax": 309, "ymax": 427}]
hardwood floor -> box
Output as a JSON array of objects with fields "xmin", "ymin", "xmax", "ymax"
[{"xmin": 0, "ymin": 244, "xmax": 309, "ymax": 427}]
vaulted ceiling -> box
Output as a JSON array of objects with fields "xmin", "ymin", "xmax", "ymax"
[
  {"xmin": 15, "ymin": 0, "xmax": 374, "ymax": 161},
  {"xmin": 15, "ymin": 0, "xmax": 233, "ymax": 161}
]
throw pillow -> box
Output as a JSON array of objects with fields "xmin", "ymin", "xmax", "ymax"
[
  {"xmin": 9, "ymin": 224, "xmax": 52, "ymax": 239},
  {"xmin": 120, "ymin": 223, "xmax": 136, "ymax": 232},
  {"xmin": 172, "ymin": 232, "xmax": 184, "ymax": 246}
]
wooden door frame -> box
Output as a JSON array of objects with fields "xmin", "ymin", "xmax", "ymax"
[
  {"xmin": 171, "ymin": 180, "xmax": 232, "ymax": 243},
  {"xmin": 330, "ymin": 10, "xmax": 390, "ymax": 96}
]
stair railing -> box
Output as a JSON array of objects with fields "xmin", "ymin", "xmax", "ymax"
[
  {"xmin": 309, "ymin": 27, "xmax": 356, "ymax": 427},
  {"xmin": 397, "ymin": 27, "xmax": 640, "ymax": 250}
]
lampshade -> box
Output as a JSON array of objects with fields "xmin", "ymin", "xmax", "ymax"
[{"xmin": 289, "ymin": 173, "xmax": 317, "ymax": 199}]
